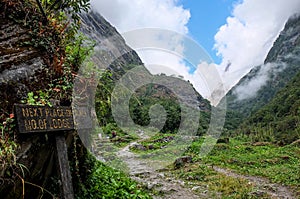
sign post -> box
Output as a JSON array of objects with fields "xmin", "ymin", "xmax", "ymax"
[
  {"xmin": 14, "ymin": 104, "xmax": 75, "ymax": 199},
  {"xmin": 55, "ymin": 134, "xmax": 74, "ymax": 199}
]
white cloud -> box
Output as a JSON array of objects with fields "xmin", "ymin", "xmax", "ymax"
[
  {"xmin": 90, "ymin": 0, "xmax": 300, "ymax": 104},
  {"xmin": 89, "ymin": 0, "xmax": 222, "ymax": 100},
  {"xmin": 90, "ymin": 0, "xmax": 218, "ymax": 101},
  {"xmin": 90, "ymin": 0, "xmax": 190, "ymax": 34},
  {"xmin": 233, "ymin": 62, "xmax": 287, "ymax": 100},
  {"xmin": 215, "ymin": 0, "xmax": 300, "ymax": 91},
  {"xmin": 120, "ymin": 28, "xmax": 222, "ymax": 103},
  {"xmin": 90, "ymin": 0, "xmax": 196, "ymax": 89},
  {"xmin": 187, "ymin": 62, "xmax": 224, "ymax": 104}
]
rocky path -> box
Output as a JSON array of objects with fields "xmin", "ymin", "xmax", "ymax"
[
  {"xmin": 94, "ymin": 135, "xmax": 298, "ymax": 199},
  {"xmin": 116, "ymin": 141, "xmax": 208, "ymax": 199}
]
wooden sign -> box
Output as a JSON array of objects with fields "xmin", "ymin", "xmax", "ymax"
[
  {"xmin": 14, "ymin": 104, "xmax": 74, "ymax": 133},
  {"xmin": 14, "ymin": 103, "xmax": 75, "ymax": 199}
]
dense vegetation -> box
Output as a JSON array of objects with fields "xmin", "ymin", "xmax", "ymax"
[
  {"xmin": 95, "ymin": 71, "xmax": 211, "ymax": 138},
  {"xmin": 129, "ymin": 83, "xmax": 211, "ymax": 135},
  {"xmin": 239, "ymin": 71, "xmax": 300, "ymax": 144},
  {"xmin": 75, "ymin": 153, "xmax": 151, "ymax": 199}
]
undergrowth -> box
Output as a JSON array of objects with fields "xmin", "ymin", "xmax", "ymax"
[{"xmin": 75, "ymin": 153, "xmax": 151, "ymax": 199}]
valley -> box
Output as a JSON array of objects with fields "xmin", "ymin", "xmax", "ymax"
[{"xmin": 1, "ymin": 1, "xmax": 299, "ymax": 198}]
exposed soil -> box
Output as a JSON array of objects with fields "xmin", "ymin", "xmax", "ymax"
[
  {"xmin": 213, "ymin": 166, "xmax": 297, "ymax": 199},
  {"xmin": 117, "ymin": 142, "xmax": 209, "ymax": 199}
]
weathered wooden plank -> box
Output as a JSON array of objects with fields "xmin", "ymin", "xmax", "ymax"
[
  {"xmin": 56, "ymin": 134, "xmax": 74, "ymax": 199},
  {"xmin": 14, "ymin": 104, "xmax": 74, "ymax": 133}
]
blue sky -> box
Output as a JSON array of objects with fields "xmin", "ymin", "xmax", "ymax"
[{"xmin": 180, "ymin": 0, "xmax": 237, "ymax": 64}]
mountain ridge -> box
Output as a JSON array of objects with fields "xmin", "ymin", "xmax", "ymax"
[
  {"xmin": 78, "ymin": 10, "xmax": 212, "ymax": 135},
  {"xmin": 223, "ymin": 14, "xmax": 300, "ymax": 130}
]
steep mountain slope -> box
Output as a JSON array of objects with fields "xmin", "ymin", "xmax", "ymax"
[
  {"xmin": 224, "ymin": 14, "xmax": 300, "ymax": 129},
  {"xmin": 239, "ymin": 70, "xmax": 300, "ymax": 144},
  {"xmin": 79, "ymin": 11, "xmax": 212, "ymax": 135},
  {"xmin": 79, "ymin": 10, "xmax": 143, "ymax": 71},
  {"xmin": 129, "ymin": 76, "xmax": 211, "ymax": 135}
]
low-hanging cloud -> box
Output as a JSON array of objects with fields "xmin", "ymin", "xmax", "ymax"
[{"xmin": 233, "ymin": 62, "xmax": 287, "ymax": 101}]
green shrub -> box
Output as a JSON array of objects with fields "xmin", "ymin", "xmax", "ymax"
[{"xmin": 76, "ymin": 154, "xmax": 151, "ymax": 199}]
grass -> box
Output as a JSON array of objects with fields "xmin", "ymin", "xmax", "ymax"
[
  {"xmin": 170, "ymin": 163, "xmax": 256, "ymax": 198},
  {"xmin": 129, "ymin": 133, "xmax": 176, "ymax": 152},
  {"xmin": 110, "ymin": 135, "xmax": 139, "ymax": 148},
  {"xmin": 129, "ymin": 133, "xmax": 193, "ymax": 169},
  {"xmin": 185, "ymin": 137, "xmax": 300, "ymax": 192},
  {"xmin": 92, "ymin": 131, "xmax": 300, "ymax": 198}
]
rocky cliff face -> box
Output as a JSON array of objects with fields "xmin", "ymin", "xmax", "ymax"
[
  {"xmin": 224, "ymin": 14, "xmax": 300, "ymax": 126},
  {"xmin": 0, "ymin": 8, "xmax": 49, "ymax": 114},
  {"xmin": 79, "ymin": 10, "xmax": 143, "ymax": 71},
  {"xmin": 0, "ymin": 4, "xmax": 143, "ymax": 199},
  {"xmin": 0, "ymin": 2, "xmax": 60, "ymax": 198}
]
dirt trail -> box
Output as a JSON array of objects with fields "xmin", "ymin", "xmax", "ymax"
[
  {"xmin": 213, "ymin": 166, "xmax": 297, "ymax": 199},
  {"xmin": 116, "ymin": 142, "xmax": 298, "ymax": 199},
  {"xmin": 116, "ymin": 141, "xmax": 208, "ymax": 199},
  {"xmin": 94, "ymin": 135, "xmax": 298, "ymax": 199}
]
